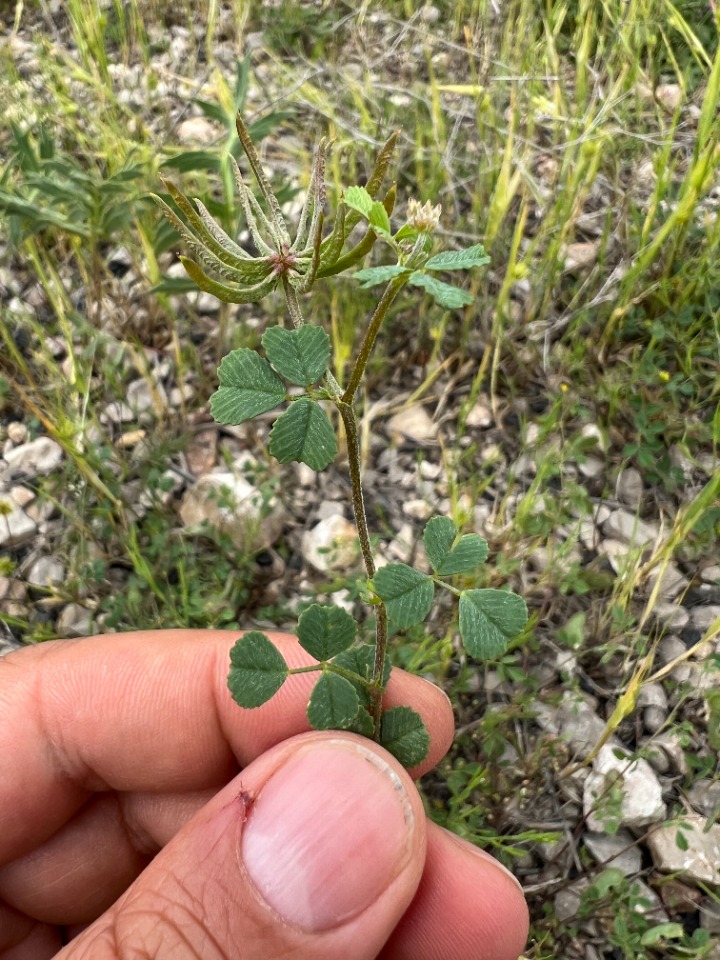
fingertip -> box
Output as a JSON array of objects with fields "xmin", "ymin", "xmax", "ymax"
[
  {"xmin": 392, "ymin": 676, "xmax": 454, "ymax": 777},
  {"xmin": 382, "ymin": 821, "xmax": 529, "ymax": 960}
]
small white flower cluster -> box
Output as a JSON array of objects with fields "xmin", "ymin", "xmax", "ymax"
[{"xmin": 406, "ymin": 198, "xmax": 442, "ymax": 233}]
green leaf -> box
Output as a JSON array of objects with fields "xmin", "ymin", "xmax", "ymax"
[
  {"xmin": 353, "ymin": 264, "xmax": 410, "ymax": 288},
  {"xmin": 435, "ymin": 533, "xmax": 487, "ymax": 577},
  {"xmin": 344, "ymin": 185, "xmax": 373, "ymax": 217},
  {"xmin": 368, "ymin": 200, "xmax": 391, "ymax": 235},
  {"xmin": 332, "ymin": 643, "xmax": 392, "ymax": 707},
  {"xmin": 349, "ymin": 707, "xmax": 375, "ymax": 737},
  {"xmin": 333, "ymin": 644, "xmax": 392, "ymax": 686},
  {"xmin": 425, "ymin": 243, "xmax": 490, "ymax": 271},
  {"xmin": 227, "ymin": 631, "xmax": 288, "ymax": 707},
  {"xmin": 210, "ymin": 349, "xmax": 286, "ymax": 424},
  {"xmin": 423, "ymin": 516, "xmax": 488, "ymax": 575},
  {"xmin": 423, "ymin": 516, "xmax": 455, "ymax": 570},
  {"xmin": 458, "ymin": 589, "xmax": 528, "ymax": 659},
  {"xmin": 307, "ymin": 672, "xmax": 359, "ymax": 730},
  {"xmin": 160, "ymin": 150, "xmax": 221, "ymax": 173},
  {"xmin": 261, "ymin": 324, "xmax": 331, "ymax": 387},
  {"xmin": 640, "ymin": 924, "xmax": 685, "ymax": 947},
  {"xmin": 393, "ymin": 224, "xmax": 419, "ymax": 243},
  {"xmin": 268, "ymin": 399, "xmax": 337, "ymax": 471},
  {"xmin": 408, "ymin": 272, "xmax": 474, "ymax": 309},
  {"xmin": 373, "ymin": 563, "xmax": 434, "ymax": 628},
  {"xmin": 297, "ymin": 604, "xmax": 357, "ymax": 661},
  {"xmin": 589, "ymin": 868, "xmax": 625, "ymax": 898},
  {"xmin": 380, "ymin": 706, "xmax": 430, "ymax": 767}
]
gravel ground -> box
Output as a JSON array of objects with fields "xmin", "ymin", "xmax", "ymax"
[{"xmin": 2, "ymin": 3, "xmax": 720, "ymax": 957}]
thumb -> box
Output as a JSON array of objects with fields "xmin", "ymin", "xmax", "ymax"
[{"xmin": 61, "ymin": 733, "xmax": 426, "ymax": 960}]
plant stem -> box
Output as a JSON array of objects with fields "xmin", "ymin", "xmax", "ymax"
[
  {"xmin": 282, "ymin": 276, "xmax": 305, "ymax": 329},
  {"xmin": 337, "ymin": 400, "xmax": 388, "ymax": 738},
  {"xmin": 342, "ymin": 275, "xmax": 407, "ymax": 404},
  {"xmin": 284, "ymin": 266, "xmax": 397, "ymax": 738}
]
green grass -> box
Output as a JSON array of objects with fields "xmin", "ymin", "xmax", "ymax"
[{"xmin": 2, "ymin": 0, "xmax": 720, "ymax": 956}]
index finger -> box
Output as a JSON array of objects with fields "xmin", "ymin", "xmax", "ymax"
[{"xmin": 0, "ymin": 630, "xmax": 454, "ymax": 865}]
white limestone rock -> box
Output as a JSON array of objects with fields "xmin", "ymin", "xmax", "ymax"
[
  {"xmin": 177, "ymin": 116, "xmax": 218, "ymax": 144},
  {"xmin": 645, "ymin": 561, "xmax": 689, "ymax": 601},
  {"xmin": 534, "ymin": 691, "xmax": 613, "ymax": 759},
  {"xmin": 3, "ymin": 437, "xmax": 63, "ymax": 477},
  {"xmin": 655, "ymin": 83, "xmax": 682, "ymax": 113},
  {"xmin": 648, "ymin": 816, "xmax": 720, "ymax": 885},
  {"xmin": 386, "ymin": 405, "xmax": 437, "ymax": 443},
  {"xmin": 583, "ymin": 830, "xmax": 642, "ymax": 877},
  {"xmin": 690, "ymin": 605, "xmax": 720, "ymax": 632},
  {"xmin": 126, "ymin": 377, "xmax": 168, "ymax": 415},
  {"xmin": 616, "ymin": 468, "xmax": 644, "ymax": 508},
  {"xmin": 403, "ymin": 498, "xmax": 434, "ymax": 521},
  {"xmin": 6, "ymin": 422, "xmax": 28, "ymax": 445},
  {"xmin": 578, "ymin": 455, "xmax": 604, "ymax": 479},
  {"xmin": 0, "ymin": 497, "xmax": 37, "ymax": 547},
  {"xmin": 603, "ymin": 509, "xmax": 659, "ymax": 546},
  {"xmin": 179, "ymin": 472, "xmax": 286, "ymax": 553},
  {"xmin": 466, "ymin": 397, "xmax": 492, "ymax": 428},
  {"xmin": 686, "ymin": 780, "xmax": 720, "ymax": 818},
  {"xmin": 584, "ymin": 743, "xmax": 665, "ymax": 831},
  {"xmin": 562, "ymin": 241, "xmax": 599, "ymax": 272},
  {"xmin": 27, "ymin": 556, "xmax": 65, "ymax": 587},
  {"xmin": 56, "ymin": 603, "xmax": 92, "ymax": 638},
  {"xmin": 302, "ymin": 514, "xmax": 359, "ymax": 573},
  {"xmin": 650, "ymin": 602, "xmax": 689, "ymax": 632},
  {"xmin": 700, "ymin": 565, "xmax": 720, "ymax": 584}
]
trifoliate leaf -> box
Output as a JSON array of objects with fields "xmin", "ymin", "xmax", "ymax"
[
  {"xmin": 368, "ymin": 200, "xmax": 392, "ymax": 235},
  {"xmin": 373, "ymin": 563, "xmax": 434, "ymax": 628},
  {"xmin": 423, "ymin": 516, "xmax": 488, "ymax": 575},
  {"xmin": 458, "ymin": 589, "xmax": 529, "ymax": 660},
  {"xmin": 380, "ymin": 706, "xmax": 430, "ymax": 767},
  {"xmin": 344, "ymin": 185, "xmax": 373, "ymax": 217},
  {"xmin": 297, "ymin": 604, "xmax": 357, "ymax": 661},
  {"xmin": 261, "ymin": 324, "xmax": 330, "ymax": 387},
  {"xmin": 425, "ymin": 243, "xmax": 490, "ymax": 271},
  {"xmin": 353, "ymin": 264, "xmax": 410, "ymax": 288},
  {"xmin": 268, "ymin": 399, "xmax": 337, "ymax": 470},
  {"xmin": 210, "ymin": 348, "xmax": 286, "ymax": 424},
  {"xmin": 408, "ymin": 272, "xmax": 474, "ymax": 309},
  {"xmin": 227, "ymin": 632, "xmax": 288, "ymax": 708},
  {"xmin": 307, "ymin": 672, "xmax": 359, "ymax": 730}
]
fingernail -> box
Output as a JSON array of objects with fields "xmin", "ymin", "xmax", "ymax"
[
  {"xmin": 242, "ymin": 739, "xmax": 415, "ymax": 932},
  {"xmin": 447, "ymin": 833, "xmax": 525, "ymax": 893}
]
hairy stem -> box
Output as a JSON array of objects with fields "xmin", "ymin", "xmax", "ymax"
[
  {"xmin": 282, "ymin": 276, "xmax": 305, "ymax": 329},
  {"xmin": 337, "ymin": 401, "xmax": 388, "ymax": 737},
  {"xmin": 342, "ymin": 275, "xmax": 408, "ymax": 404}
]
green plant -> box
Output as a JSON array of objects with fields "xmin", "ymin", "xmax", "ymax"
[
  {"xmin": 578, "ymin": 868, "xmax": 716, "ymax": 959},
  {"xmin": 153, "ymin": 114, "xmax": 529, "ymax": 767}
]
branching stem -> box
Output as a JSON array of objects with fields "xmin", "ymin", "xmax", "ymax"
[{"xmin": 283, "ymin": 224, "xmax": 407, "ymax": 740}]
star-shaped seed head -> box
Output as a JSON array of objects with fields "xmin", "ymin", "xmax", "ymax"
[{"xmin": 152, "ymin": 116, "xmax": 399, "ymax": 306}]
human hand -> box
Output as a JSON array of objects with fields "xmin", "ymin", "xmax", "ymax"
[{"xmin": 0, "ymin": 630, "xmax": 528, "ymax": 959}]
